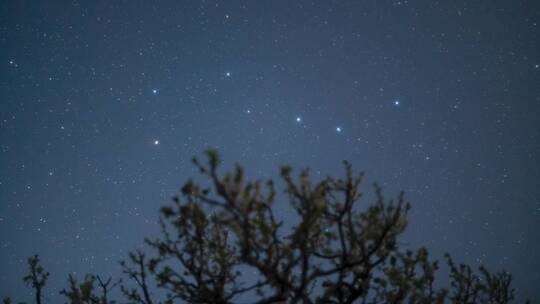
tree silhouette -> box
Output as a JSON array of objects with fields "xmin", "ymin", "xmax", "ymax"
[
  {"xmin": 6, "ymin": 151, "xmax": 526, "ymax": 303},
  {"xmin": 59, "ymin": 274, "xmax": 120, "ymax": 304},
  {"xmin": 22, "ymin": 255, "xmax": 49, "ymax": 304},
  {"xmin": 120, "ymin": 251, "xmax": 154, "ymax": 304}
]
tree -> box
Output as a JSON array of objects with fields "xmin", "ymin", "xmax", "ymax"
[
  {"xmin": 59, "ymin": 274, "xmax": 120, "ymax": 304},
  {"xmin": 22, "ymin": 255, "xmax": 49, "ymax": 304},
  {"xmin": 120, "ymin": 251, "xmax": 154, "ymax": 304},
  {"xmin": 9, "ymin": 150, "xmax": 525, "ymax": 303},
  {"xmin": 141, "ymin": 150, "xmax": 521, "ymax": 303}
]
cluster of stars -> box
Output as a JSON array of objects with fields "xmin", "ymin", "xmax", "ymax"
[{"xmin": 148, "ymin": 76, "xmax": 405, "ymax": 141}]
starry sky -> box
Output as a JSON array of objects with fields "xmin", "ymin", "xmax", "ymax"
[{"xmin": 1, "ymin": 0, "xmax": 539, "ymax": 302}]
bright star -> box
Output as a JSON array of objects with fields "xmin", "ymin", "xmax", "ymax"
[
  {"xmin": 225, "ymin": 72, "xmax": 231, "ymax": 77},
  {"xmin": 393, "ymin": 100, "xmax": 400, "ymax": 106},
  {"xmin": 296, "ymin": 117, "xmax": 302, "ymax": 123},
  {"xmin": 336, "ymin": 126, "xmax": 342, "ymax": 133},
  {"xmin": 152, "ymin": 89, "xmax": 158, "ymax": 94},
  {"xmin": 153, "ymin": 140, "xmax": 160, "ymax": 145}
]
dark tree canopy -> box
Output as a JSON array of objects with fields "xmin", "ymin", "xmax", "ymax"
[
  {"xmin": 4, "ymin": 151, "xmax": 526, "ymax": 303},
  {"xmin": 22, "ymin": 255, "xmax": 49, "ymax": 304}
]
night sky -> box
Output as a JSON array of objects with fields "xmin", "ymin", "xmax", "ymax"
[{"xmin": 1, "ymin": 0, "xmax": 539, "ymax": 302}]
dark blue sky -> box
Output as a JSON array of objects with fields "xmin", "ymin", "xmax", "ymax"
[{"xmin": 1, "ymin": 0, "xmax": 539, "ymax": 302}]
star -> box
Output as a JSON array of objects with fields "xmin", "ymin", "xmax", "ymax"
[
  {"xmin": 393, "ymin": 100, "xmax": 401, "ymax": 106},
  {"xmin": 153, "ymin": 140, "xmax": 160, "ymax": 145},
  {"xmin": 296, "ymin": 117, "xmax": 302, "ymax": 123},
  {"xmin": 152, "ymin": 89, "xmax": 158, "ymax": 94},
  {"xmin": 336, "ymin": 126, "xmax": 342, "ymax": 133},
  {"xmin": 225, "ymin": 72, "xmax": 231, "ymax": 77}
]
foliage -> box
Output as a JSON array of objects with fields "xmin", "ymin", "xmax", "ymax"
[
  {"xmin": 59, "ymin": 274, "xmax": 120, "ymax": 304},
  {"xmin": 6, "ymin": 150, "xmax": 526, "ymax": 303},
  {"xmin": 22, "ymin": 255, "xmax": 49, "ymax": 304}
]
